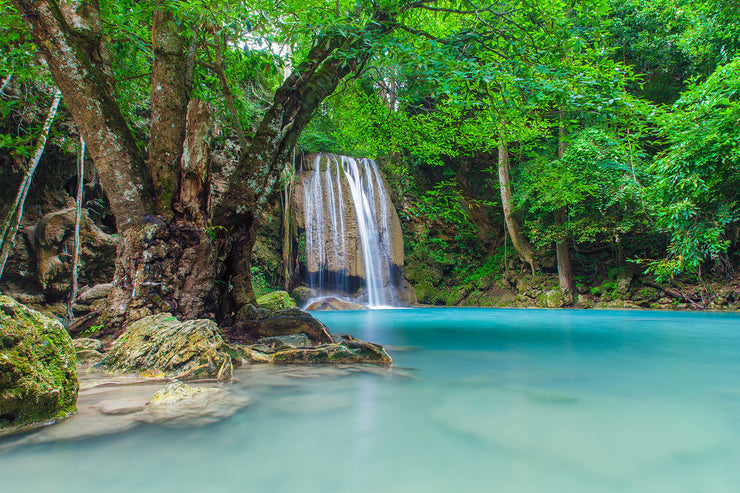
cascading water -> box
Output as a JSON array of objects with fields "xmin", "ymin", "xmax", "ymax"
[{"xmin": 299, "ymin": 153, "xmax": 403, "ymax": 307}]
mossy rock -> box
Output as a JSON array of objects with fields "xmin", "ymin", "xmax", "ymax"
[
  {"xmin": 271, "ymin": 339, "xmax": 392, "ymax": 365},
  {"xmin": 101, "ymin": 313, "xmax": 235, "ymax": 381},
  {"xmin": 0, "ymin": 295, "xmax": 78, "ymax": 430},
  {"xmin": 536, "ymin": 289, "xmax": 566, "ymax": 308},
  {"xmin": 256, "ymin": 291, "xmax": 297, "ymax": 312}
]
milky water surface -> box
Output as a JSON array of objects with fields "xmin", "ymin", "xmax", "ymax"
[{"xmin": 2, "ymin": 308, "xmax": 740, "ymax": 493}]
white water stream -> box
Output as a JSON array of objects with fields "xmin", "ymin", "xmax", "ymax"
[{"xmin": 303, "ymin": 154, "xmax": 398, "ymax": 307}]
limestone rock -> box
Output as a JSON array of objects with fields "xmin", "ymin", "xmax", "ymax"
[
  {"xmin": 0, "ymin": 295, "xmax": 78, "ymax": 430},
  {"xmin": 73, "ymin": 338, "xmax": 103, "ymax": 352},
  {"xmin": 76, "ymin": 350, "xmax": 104, "ymax": 365},
  {"xmin": 101, "ymin": 313, "xmax": 235, "ymax": 381},
  {"xmin": 537, "ymin": 289, "xmax": 565, "ymax": 308},
  {"xmin": 305, "ymin": 297, "xmax": 366, "ymax": 311},
  {"xmin": 236, "ymin": 304, "xmax": 270, "ymax": 321},
  {"xmin": 291, "ymin": 286, "xmax": 314, "ymax": 305},
  {"xmin": 27, "ymin": 208, "xmax": 118, "ymax": 297},
  {"xmin": 258, "ymin": 334, "xmax": 313, "ymax": 348},
  {"xmin": 226, "ymin": 309, "xmax": 334, "ymax": 345},
  {"xmin": 77, "ymin": 284, "xmax": 113, "ymax": 305},
  {"xmin": 616, "ymin": 269, "xmax": 634, "ymax": 295},
  {"xmin": 257, "ymin": 291, "xmax": 297, "ymax": 312}
]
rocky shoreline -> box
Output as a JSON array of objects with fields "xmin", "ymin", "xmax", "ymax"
[{"xmin": 0, "ymin": 293, "xmax": 392, "ymax": 437}]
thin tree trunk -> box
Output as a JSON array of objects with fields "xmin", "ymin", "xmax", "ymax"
[
  {"xmin": 67, "ymin": 136, "xmax": 85, "ymax": 322},
  {"xmin": 497, "ymin": 142, "xmax": 537, "ymax": 275},
  {"xmin": 0, "ymin": 89, "xmax": 61, "ymax": 281},
  {"xmin": 556, "ymin": 111, "xmax": 575, "ymax": 303}
]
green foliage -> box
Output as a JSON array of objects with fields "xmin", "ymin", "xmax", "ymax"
[{"xmin": 646, "ymin": 56, "xmax": 740, "ymax": 279}]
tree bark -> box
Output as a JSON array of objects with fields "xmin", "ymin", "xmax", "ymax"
[
  {"xmin": 497, "ymin": 142, "xmax": 537, "ymax": 275},
  {"xmin": 148, "ymin": 6, "xmax": 190, "ymax": 216},
  {"xmin": 12, "ymin": 0, "xmax": 150, "ymax": 232}
]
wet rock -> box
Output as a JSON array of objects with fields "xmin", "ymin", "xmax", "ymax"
[
  {"xmin": 101, "ymin": 313, "xmax": 235, "ymax": 381},
  {"xmin": 258, "ymin": 334, "xmax": 313, "ymax": 348},
  {"xmin": 271, "ymin": 338, "xmax": 393, "ymax": 365},
  {"xmin": 0, "ymin": 295, "xmax": 78, "ymax": 430},
  {"xmin": 305, "ymin": 297, "xmax": 366, "ymax": 311},
  {"xmin": 397, "ymin": 279, "xmax": 418, "ymax": 306},
  {"xmin": 95, "ymin": 400, "xmax": 146, "ymax": 416},
  {"xmin": 256, "ymin": 290, "xmax": 297, "ymax": 312},
  {"xmin": 226, "ymin": 309, "xmax": 333, "ymax": 345}
]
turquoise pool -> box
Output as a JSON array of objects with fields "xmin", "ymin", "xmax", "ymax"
[{"xmin": 2, "ymin": 308, "xmax": 739, "ymax": 492}]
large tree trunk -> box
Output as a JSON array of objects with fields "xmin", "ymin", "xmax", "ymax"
[
  {"xmin": 105, "ymin": 101, "xmax": 216, "ymax": 330},
  {"xmin": 497, "ymin": 142, "xmax": 537, "ymax": 275}
]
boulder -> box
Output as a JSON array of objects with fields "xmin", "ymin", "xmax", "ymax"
[
  {"xmin": 616, "ymin": 269, "xmax": 634, "ymax": 295},
  {"xmin": 290, "ymin": 286, "xmax": 314, "ymax": 305},
  {"xmin": 0, "ymin": 295, "xmax": 78, "ymax": 430},
  {"xmin": 537, "ymin": 289, "xmax": 566, "ymax": 308},
  {"xmin": 270, "ymin": 338, "xmax": 392, "ymax": 365},
  {"xmin": 257, "ymin": 291, "xmax": 297, "ymax": 312},
  {"xmin": 101, "ymin": 313, "xmax": 235, "ymax": 381},
  {"xmin": 73, "ymin": 338, "xmax": 103, "ymax": 352},
  {"xmin": 137, "ymin": 381, "xmax": 249, "ymax": 428},
  {"xmin": 27, "ymin": 208, "xmax": 118, "ymax": 297},
  {"xmin": 305, "ymin": 297, "xmax": 366, "ymax": 311},
  {"xmin": 77, "ymin": 283, "xmax": 113, "ymax": 305}
]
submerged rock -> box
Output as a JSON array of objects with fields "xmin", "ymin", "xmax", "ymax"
[
  {"xmin": 101, "ymin": 313, "xmax": 235, "ymax": 381},
  {"xmin": 138, "ymin": 380, "xmax": 248, "ymax": 428},
  {"xmin": 256, "ymin": 291, "xmax": 297, "ymax": 312},
  {"xmin": 0, "ymin": 295, "xmax": 78, "ymax": 430}
]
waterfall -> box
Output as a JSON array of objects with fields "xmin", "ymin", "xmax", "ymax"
[{"xmin": 300, "ymin": 154, "xmax": 402, "ymax": 307}]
